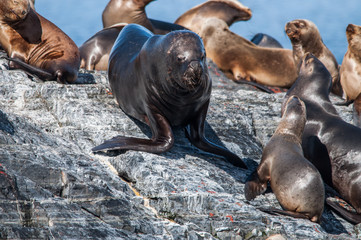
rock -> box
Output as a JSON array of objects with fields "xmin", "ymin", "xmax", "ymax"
[{"xmin": 0, "ymin": 59, "xmax": 358, "ymax": 239}]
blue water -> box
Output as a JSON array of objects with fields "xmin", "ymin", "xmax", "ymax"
[{"xmin": 36, "ymin": 0, "xmax": 361, "ymax": 63}]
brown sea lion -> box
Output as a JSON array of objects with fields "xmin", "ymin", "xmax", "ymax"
[
  {"xmin": 245, "ymin": 95, "xmax": 325, "ymax": 223},
  {"xmin": 79, "ymin": 23, "xmax": 127, "ymax": 71},
  {"xmin": 340, "ymin": 24, "xmax": 361, "ymax": 103},
  {"xmin": 0, "ymin": 0, "xmax": 80, "ymax": 83},
  {"xmin": 92, "ymin": 24, "xmax": 247, "ymax": 169},
  {"xmin": 175, "ymin": 0, "xmax": 252, "ymax": 34},
  {"xmin": 285, "ymin": 19, "xmax": 342, "ymax": 96},
  {"xmin": 199, "ymin": 18, "xmax": 297, "ymax": 88},
  {"xmin": 284, "ymin": 53, "xmax": 361, "ymax": 224},
  {"xmin": 102, "ymin": 0, "xmax": 185, "ymax": 34}
]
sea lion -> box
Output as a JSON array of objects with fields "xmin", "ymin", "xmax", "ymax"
[
  {"xmin": 175, "ymin": 0, "xmax": 252, "ymax": 35},
  {"xmin": 340, "ymin": 24, "xmax": 361, "ymax": 103},
  {"xmin": 199, "ymin": 18, "xmax": 297, "ymax": 88},
  {"xmin": 102, "ymin": 0, "xmax": 185, "ymax": 34},
  {"xmin": 92, "ymin": 24, "xmax": 247, "ymax": 169},
  {"xmin": 0, "ymin": 0, "xmax": 80, "ymax": 83},
  {"xmin": 285, "ymin": 19, "xmax": 342, "ymax": 96},
  {"xmin": 79, "ymin": 23, "xmax": 127, "ymax": 71},
  {"xmin": 284, "ymin": 53, "xmax": 361, "ymax": 224},
  {"xmin": 245, "ymin": 95, "xmax": 325, "ymax": 223},
  {"xmin": 354, "ymin": 93, "xmax": 361, "ymax": 127},
  {"xmin": 250, "ymin": 33, "xmax": 283, "ymax": 49}
]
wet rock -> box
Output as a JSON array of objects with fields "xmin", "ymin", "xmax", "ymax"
[{"xmin": 0, "ymin": 59, "xmax": 357, "ymax": 239}]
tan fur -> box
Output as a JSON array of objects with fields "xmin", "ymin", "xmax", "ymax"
[
  {"xmin": 340, "ymin": 24, "xmax": 361, "ymax": 101},
  {"xmin": 200, "ymin": 18, "xmax": 297, "ymax": 87},
  {"xmin": 175, "ymin": 0, "xmax": 251, "ymax": 35},
  {"xmin": 285, "ymin": 19, "xmax": 342, "ymax": 96}
]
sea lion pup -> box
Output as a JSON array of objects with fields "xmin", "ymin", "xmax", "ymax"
[
  {"xmin": 102, "ymin": 0, "xmax": 185, "ymax": 34},
  {"xmin": 245, "ymin": 96, "xmax": 325, "ymax": 223},
  {"xmin": 79, "ymin": 23, "xmax": 127, "ymax": 71},
  {"xmin": 0, "ymin": 0, "xmax": 80, "ymax": 83},
  {"xmin": 340, "ymin": 24, "xmax": 361, "ymax": 104},
  {"xmin": 285, "ymin": 19, "xmax": 342, "ymax": 96},
  {"xmin": 92, "ymin": 24, "xmax": 247, "ymax": 169},
  {"xmin": 199, "ymin": 18, "xmax": 297, "ymax": 88},
  {"xmin": 175, "ymin": 0, "xmax": 252, "ymax": 34},
  {"xmin": 284, "ymin": 53, "xmax": 361, "ymax": 224},
  {"xmin": 251, "ymin": 33, "xmax": 283, "ymax": 49}
]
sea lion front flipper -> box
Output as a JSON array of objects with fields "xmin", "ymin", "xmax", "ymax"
[
  {"xmin": 326, "ymin": 198, "xmax": 361, "ymax": 224},
  {"xmin": 186, "ymin": 100, "xmax": 247, "ymax": 169},
  {"xmin": 92, "ymin": 112, "xmax": 174, "ymax": 153},
  {"xmin": 234, "ymin": 79, "xmax": 274, "ymax": 94},
  {"xmin": 244, "ymin": 170, "xmax": 268, "ymax": 201}
]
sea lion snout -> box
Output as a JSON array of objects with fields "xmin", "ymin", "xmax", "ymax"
[
  {"xmin": 183, "ymin": 60, "xmax": 204, "ymax": 87},
  {"xmin": 346, "ymin": 24, "xmax": 355, "ymax": 34}
]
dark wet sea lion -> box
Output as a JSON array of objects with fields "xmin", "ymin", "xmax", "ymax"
[
  {"xmin": 102, "ymin": 0, "xmax": 185, "ymax": 34},
  {"xmin": 353, "ymin": 93, "xmax": 361, "ymax": 127},
  {"xmin": 175, "ymin": 0, "xmax": 252, "ymax": 35},
  {"xmin": 251, "ymin": 33, "xmax": 283, "ymax": 48},
  {"xmin": 199, "ymin": 18, "xmax": 297, "ymax": 88},
  {"xmin": 285, "ymin": 19, "xmax": 342, "ymax": 96},
  {"xmin": 0, "ymin": 0, "xmax": 80, "ymax": 83},
  {"xmin": 79, "ymin": 23, "xmax": 127, "ymax": 71},
  {"xmin": 92, "ymin": 24, "xmax": 247, "ymax": 169},
  {"xmin": 340, "ymin": 24, "xmax": 361, "ymax": 103},
  {"xmin": 245, "ymin": 95, "xmax": 324, "ymax": 223},
  {"xmin": 284, "ymin": 53, "xmax": 361, "ymax": 224}
]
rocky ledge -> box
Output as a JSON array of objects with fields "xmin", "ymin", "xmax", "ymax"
[{"xmin": 0, "ymin": 58, "xmax": 360, "ymax": 239}]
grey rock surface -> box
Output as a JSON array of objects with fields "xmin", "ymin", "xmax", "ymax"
[{"xmin": 0, "ymin": 59, "xmax": 359, "ymax": 239}]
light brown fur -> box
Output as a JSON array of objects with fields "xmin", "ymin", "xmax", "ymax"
[
  {"xmin": 199, "ymin": 18, "xmax": 297, "ymax": 87},
  {"xmin": 175, "ymin": 0, "xmax": 252, "ymax": 35},
  {"xmin": 340, "ymin": 24, "xmax": 361, "ymax": 102},
  {"xmin": 285, "ymin": 19, "xmax": 342, "ymax": 96}
]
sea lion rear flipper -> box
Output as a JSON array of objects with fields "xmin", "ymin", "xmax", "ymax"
[
  {"xmin": 326, "ymin": 198, "xmax": 361, "ymax": 224},
  {"xmin": 4, "ymin": 57, "xmax": 54, "ymax": 81},
  {"xmin": 244, "ymin": 170, "xmax": 267, "ymax": 200},
  {"xmin": 186, "ymin": 101, "xmax": 247, "ymax": 169},
  {"xmin": 92, "ymin": 113, "xmax": 174, "ymax": 154},
  {"xmin": 258, "ymin": 207, "xmax": 309, "ymax": 220}
]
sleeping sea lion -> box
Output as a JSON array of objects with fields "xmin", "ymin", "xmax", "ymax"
[
  {"xmin": 102, "ymin": 0, "xmax": 185, "ymax": 34},
  {"xmin": 0, "ymin": 0, "xmax": 80, "ymax": 83},
  {"xmin": 92, "ymin": 24, "xmax": 247, "ymax": 169},
  {"xmin": 285, "ymin": 19, "xmax": 342, "ymax": 96},
  {"xmin": 245, "ymin": 95, "xmax": 324, "ymax": 223},
  {"xmin": 175, "ymin": 0, "xmax": 252, "ymax": 35},
  {"xmin": 284, "ymin": 53, "xmax": 361, "ymax": 224},
  {"xmin": 199, "ymin": 18, "xmax": 297, "ymax": 88}
]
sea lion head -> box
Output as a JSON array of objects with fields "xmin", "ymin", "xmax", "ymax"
[
  {"xmin": 279, "ymin": 95, "xmax": 306, "ymax": 138},
  {"xmin": 285, "ymin": 19, "xmax": 319, "ymax": 44},
  {"xmin": 0, "ymin": 0, "xmax": 30, "ymax": 23},
  {"xmin": 215, "ymin": 0, "xmax": 252, "ymax": 23},
  {"xmin": 163, "ymin": 30, "xmax": 209, "ymax": 91},
  {"xmin": 346, "ymin": 24, "xmax": 361, "ymax": 52},
  {"xmin": 289, "ymin": 53, "xmax": 332, "ymax": 100}
]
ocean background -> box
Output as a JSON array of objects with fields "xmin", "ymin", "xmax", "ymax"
[{"xmin": 35, "ymin": 0, "xmax": 361, "ymax": 64}]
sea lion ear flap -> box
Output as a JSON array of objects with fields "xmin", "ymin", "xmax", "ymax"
[{"xmin": 244, "ymin": 171, "xmax": 267, "ymax": 201}]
